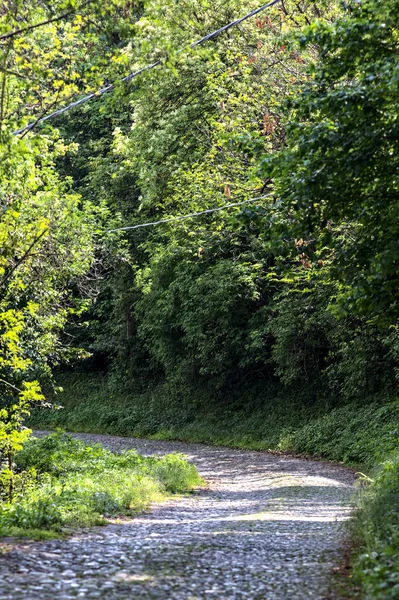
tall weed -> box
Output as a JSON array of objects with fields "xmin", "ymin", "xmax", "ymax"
[{"xmin": 0, "ymin": 432, "xmax": 203, "ymax": 537}]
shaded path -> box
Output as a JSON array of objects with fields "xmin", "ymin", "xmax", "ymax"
[{"xmin": 0, "ymin": 432, "xmax": 355, "ymax": 599}]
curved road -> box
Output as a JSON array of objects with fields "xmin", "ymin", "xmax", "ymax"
[{"xmin": 0, "ymin": 432, "xmax": 355, "ymax": 599}]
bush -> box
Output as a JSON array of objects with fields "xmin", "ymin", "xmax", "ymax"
[
  {"xmin": 353, "ymin": 454, "xmax": 399, "ymax": 599},
  {"xmin": 152, "ymin": 454, "xmax": 202, "ymax": 493},
  {"xmin": 279, "ymin": 401, "xmax": 399, "ymax": 468},
  {"xmin": 15, "ymin": 431, "xmax": 144, "ymax": 475},
  {"xmin": 0, "ymin": 432, "xmax": 203, "ymax": 537}
]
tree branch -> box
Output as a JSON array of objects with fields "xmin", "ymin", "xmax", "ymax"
[
  {"xmin": 0, "ymin": 0, "xmax": 94, "ymax": 42},
  {"xmin": 0, "ymin": 379, "xmax": 22, "ymax": 393},
  {"xmin": 19, "ymin": 89, "xmax": 61, "ymax": 138},
  {"xmin": 0, "ymin": 228, "xmax": 48, "ymax": 293}
]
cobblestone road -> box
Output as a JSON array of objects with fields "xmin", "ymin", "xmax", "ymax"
[{"xmin": 0, "ymin": 432, "xmax": 356, "ymax": 599}]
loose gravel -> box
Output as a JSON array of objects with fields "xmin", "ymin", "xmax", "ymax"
[{"xmin": 0, "ymin": 432, "xmax": 356, "ymax": 599}]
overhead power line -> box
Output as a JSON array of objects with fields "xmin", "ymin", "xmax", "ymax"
[
  {"xmin": 12, "ymin": 0, "xmax": 281, "ymax": 136},
  {"xmin": 106, "ymin": 194, "xmax": 272, "ymax": 233}
]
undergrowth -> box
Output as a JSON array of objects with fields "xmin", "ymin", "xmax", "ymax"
[
  {"xmin": 353, "ymin": 455, "xmax": 399, "ymax": 599},
  {"xmin": 28, "ymin": 372, "xmax": 399, "ymax": 598},
  {"xmin": 30, "ymin": 373, "xmax": 399, "ymax": 469},
  {"xmin": 0, "ymin": 431, "xmax": 203, "ymax": 539}
]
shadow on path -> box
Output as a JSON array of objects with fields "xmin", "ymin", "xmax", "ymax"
[{"xmin": 0, "ymin": 432, "xmax": 356, "ymax": 600}]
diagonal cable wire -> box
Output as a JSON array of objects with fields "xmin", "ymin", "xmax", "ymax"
[
  {"xmin": 12, "ymin": 0, "xmax": 281, "ymax": 136},
  {"xmin": 106, "ymin": 194, "xmax": 272, "ymax": 233}
]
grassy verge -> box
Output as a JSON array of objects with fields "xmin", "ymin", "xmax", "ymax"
[
  {"xmin": 0, "ymin": 430, "xmax": 203, "ymax": 539},
  {"xmin": 352, "ymin": 455, "xmax": 399, "ymax": 599},
  {"xmin": 28, "ymin": 372, "xmax": 399, "ymax": 597},
  {"xmin": 30, "ymin": 373, "xmax": 398, "ymax": 468}
]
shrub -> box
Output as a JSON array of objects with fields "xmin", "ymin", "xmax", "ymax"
[
  {"xmin": 0, "ymin": 432, "xmax": 203, "ymax": 537},
  {"xmin": 354, "ymin": 454, "xmax": 399, "ymax": 599}
]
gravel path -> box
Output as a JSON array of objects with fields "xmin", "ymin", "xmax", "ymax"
[{"xmin": 0, "ymin": 432, "xmax": 356, "ymax": 599}]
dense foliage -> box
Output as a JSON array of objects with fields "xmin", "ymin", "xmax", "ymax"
[
  {"xmin": 0, "ymin": 0, "xmax": 140, "ymax": 501},
  {"xmin": 1, "ymin": 0, "xmax": 399, "ymax": 596},
  {"xmin": 53, "ymin": 0, "xmax": 398, "ymax": 407},
  {"xmin": 354, "ymin": 454, "xmax": 399, "ymax": 599},
  {"xmin": 266, "ymin": 0, "xmax": 399, "ymax": 323}
]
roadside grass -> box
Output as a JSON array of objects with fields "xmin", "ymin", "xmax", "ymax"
[
  {"xmin": 28, "ymin": 372, "xmax": 399, "ymax": 598},
  {"xmin": 29, "ymin": 373, "xmax": 398, "ymax": 469},
  {"xmin": 352, "ymin": 454, "xmax": 399, "ymax": 599},
  {"xmin": 0, "ymin": 431, "xmax": 203, "ymax": 539},
  {"xmin": 0, "ymin": 527, "xmax": 64, "ymax": 541}
]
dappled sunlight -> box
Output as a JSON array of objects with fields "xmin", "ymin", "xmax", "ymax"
[
  {"xmin": 223, "ymin": 508, "xmax": 351, "ymax": 523},
  {"xmin": 0, "ymin": 434, "xmax": 356, "ymax": 600},
  {"xmin": 130, "ymin": 479, "xmax": 353, "ymax": 527},
  {"xmin": 112, "ymin": 572, "xmax": 155, "ymax": 583}
]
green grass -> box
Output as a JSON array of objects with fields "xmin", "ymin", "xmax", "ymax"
[
  {"xmin": 30, "ymin": 373, "xmax": 399, "ymax": 469},
  {"xmin": 0, "ymin": 431, "xmax": 203, "ymax": 539},
  {"xmin": 27, "ymin": 372, "xmax": 399, "ymax": 598},
  {"xmin": 0, "ymin": 527, "xmax": 65, "ymax": 541},
  {"xmin": 352, "ymin": 454, "xmax": 399, "ymax": 599}
]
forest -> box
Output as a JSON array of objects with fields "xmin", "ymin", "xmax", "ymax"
[{"xmin": 0, "ymin": 0, "xmax": 398, "ymax": 597}]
